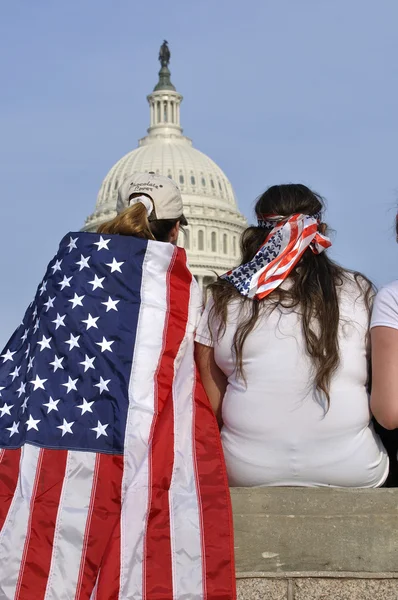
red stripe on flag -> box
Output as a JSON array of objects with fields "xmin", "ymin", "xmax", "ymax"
[
  {"xmin": 16, "ymin": 448, "xmax": 68, "ymax": 600},
  {"xmin": 193, "ymin": 376, "xmax": 237, "ymax": 600},
  {"xmin": 95, "ymin": 519, "xmax": 121, "ymax": 600},
  {"xmin": 0, "ymin": 448, "xmax": 21, "ymax": 530},
  {"xmin": 75, "ymin": 453, "xmax": 124, "ymax": 600},
  {"xmin": 144, "ymin": 249, "xmax": 192, "ymax": 599}
]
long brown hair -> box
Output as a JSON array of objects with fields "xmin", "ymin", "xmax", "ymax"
[
  {"xmin": 97, "ymin": 200, "xmax": 180, "ymax": 242},
  {"xmin": 209, "ymin": 184, "xmax": 374, "ymax": 405}
]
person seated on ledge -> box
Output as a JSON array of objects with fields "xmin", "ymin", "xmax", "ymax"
[
  {"xmin": 370, "ymin": 213, "xmax": 398, "ymax": 432},
  {"xmin": 195, "ymin": 183, "xmax": 389, "ymax": 488}
]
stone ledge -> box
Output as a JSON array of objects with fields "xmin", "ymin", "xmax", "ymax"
[
  {"xmin": 231, "ymin": 487, "xmax": 398, "ymax": 575},
  {"xmin": 237, "ymin": 578, "xmax": 398, "ymax": 600}
]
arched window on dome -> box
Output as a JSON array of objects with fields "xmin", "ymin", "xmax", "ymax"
[
  {"xmin": 185, "ymin": 229, "xmax": 190, "ymax": 250},
  {"xmin": 170, "ymin": 101, "xmax": 174, "ymax": 123},
  {"xmin": 223, "ymin": 233, "xmax": 228, "ymax": 255},
  {"xmin": 179, "ymin": 174, "xmax": 184, "ymax": 184},
  {"xmin": 233, "ymin": 236, "xmax": 237, "ymax": 256},
  {"xmin": 157, "ymin": 102, "xmax": 161, "ymax": 123},
  {"xmin": 198, "ymin": 230, "xmax": 204, "ymax": 251},
  {"xmin": 107, "ymin": 180, "xmax": 112, "ymax": 195},
  {"xmin": 191, "ymin": 175, "xmax": 196, "ymax": 186},
  {"xmin": 114, "ymin": 179, "xmax": 118, "ymax": 190},
  {"xmin": 164, "ymin": 101, "xmax": 168, "ymax": 122},
  {"xmin": 211, "ymin": 231, "xmax": 217, "ymax": 252},
  {"xmin": 210, "ymin": 178, "xmax": 215, "ymax": 189},
  {"xmin": 201, "ymin": 177, "xmax": 206, "ymax": 187}
]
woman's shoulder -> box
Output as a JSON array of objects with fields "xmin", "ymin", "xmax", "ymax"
[
  {"xmin": 337, "ymin": 270, "xmax": 374, "ymax": 302},
  {"xmin": 376, "ymin": 280, "xmax": 398, "ymax": 299},
  {"xmin": 371, "ymin": 280, "xmax": 398, "ymax": 330}
]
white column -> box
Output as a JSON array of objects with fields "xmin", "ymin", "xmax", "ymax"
[{"xmin": 176, "ymin": 103, "xmax": 180, "ymax": 126}]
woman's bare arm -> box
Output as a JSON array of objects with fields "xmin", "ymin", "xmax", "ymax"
[
  {"xmin": 371, "ymin": 326, "xmax": 398, "ymax": 430},
  {"xmin": 195, "ymin": 342, "xmax": 227, "ymax": 427}
]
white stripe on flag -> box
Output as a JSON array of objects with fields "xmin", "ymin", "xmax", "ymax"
[
  {"xmin": 119, "ymin": 240, "xmax": 174, "ymax": 599},
  {"xmin": 44, "ymin": 451, "xmax": 97, "ymax": 600},
  {"xmin": 0, "ymin": 444, "xmax": 40, "ymax": 600},
  {"xmin": 169, "ymin": 278, "xmax": 204, "ymax": 599},
  {"xmin": 89, "ymin": 575, "xmax": 98, "ymax": 600}
]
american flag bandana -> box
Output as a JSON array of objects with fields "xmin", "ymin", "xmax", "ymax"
[
  {"xmin": 222, "ymin": 213, "xmax": 332, "ymax": 300},
  {"xmin": 0, "ymin": 232, "xmax": 236, "ymax": 600}
]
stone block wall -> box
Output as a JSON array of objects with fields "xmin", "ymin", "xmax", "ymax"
[{"xmin": 231, "ymin": 488, "xmax": 398, "ymax": 599}]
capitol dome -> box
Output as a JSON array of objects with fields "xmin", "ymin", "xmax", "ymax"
[{"xmin": 84, "ymin": 43, "xmax": 247, "ymax": 288}]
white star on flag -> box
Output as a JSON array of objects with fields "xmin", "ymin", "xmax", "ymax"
[
  {"xmin": 25, "ymin": 414, "xmax": 41, "ymax": 431},
  {"xmin": 77, "ymin": 397, "xmax": 94, "ymax": 415},
  {"xmin": 30, "ymin": 375, "xmax": 47, "ymax": 391},
  {"xmin": 21, "ymin": 396, "xmax": 29, "ymax": 413},
  {"xmin": 57, "ymin": 418, "xmax": 74, "ymax": 436},
  {"xmin": 76, "ymin": 254, "xmax": 91, "ymax": 271},
  {"xmin": 21, "ymin": 328, "xmax": 29, "ymax": 343},
  {"xmin": 44, "ymin": 296, "xmax": 56, "ymax": 312},
  {"xmin": 106, "ymin": 258, "xmax": 124, "ymax": 273},
  {"xmin": 24, "ymin": 344, "xmax": 31, "ymax": 358},
  {"xmin": 58, "ymin": 275, "xmax": 73, "ymax": 290},
  {"xmin": 79, "ymin": 355, "xmax": 96, "ymax": 372},
  {"xmin": 96, "ymin": 337, "xmax": 114, "ymax": 353},
  {"xmin": 82, "ymin": 314, "xmax": 99, "ymax": 330},
  {"xmin": 43, "ymin": 397, "xmax": 60, "ymax": 414},
  {"xmin": 94, "ymin": 377, "xmax": 111, "ymax": 394},
  {"xmin": 27, "ymin": 357, "xmax": 35, "ymax": 372},
  {"xmin": 32, "ymin": 306, "xmax": 38, "ymax": 319},
  {"xmin": 94, "ymin": 236, "xmax": 111, "ymax": 251},
  {"xmin": 50, "ymin": 355, "xmax": 64, "ymax": 372},
  {"xmin": 88, "ymin": 274, "xmax": 105, "ymax": 291},
  {"xmin": 9, "ymin": 365, "xmax": 21, "ymax": 381},
  {"xmin": 65, "ymin": 334, "xmax": 80, "ymax": 351},
  {"xmin": 16, "ymin": 381, "xmax": 27, "ymax": 397},
  {"xmin": 51, "ymin": 258, "xmax": 63, "ymax": 273},
  {"xmin": 62, "ymin": 376, "xmax": 78, "ymax": 394},
  {"xmin": 67, "ymin": 236, "xmax": 78, "ymax": 252},
  {"xmin": 52, "ymin": 313, "xmax": 66, "ymax": 330},
  {"xmin": 39, "ymin": 280, "xmax": 47, "ymax": 296},
  {"xmin": 37, "ymin": 335, "xmax": 52, "ymax": 352},
  {"xmin": 0, "ymin": 386, "xmax": 4, "ymax": 397},
  {"xmin": 6, "ymin": 421, "xmax": 19, "ymax": 437},
  {"xmin": 91, "ymin": 421, "xmax": 109, "ymax": 439},
  {"xmin": 33, "ymin": 318, "xmax": 40, "ymax": 333},
  {"xmin": 0, "ymin": 403, "xmax": 13, "ymax": 417},
  {"xmin": 1, "ymin": 349, "xmax": 16, "ymax": 362},
  {"xmin": 68, "ymin": 293, "xmax": 85, "ymax": 309},
  {"xmin": 101, "ymin": 296, "xmax": 120, "ymax": 312}
]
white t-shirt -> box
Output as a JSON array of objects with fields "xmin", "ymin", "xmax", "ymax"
[
  {"xmin": 371, "ymin": 280, "xmax": 398, "ymax": 331},
  {"xmin": 196, "ymin": 276, "xmax": 388, "ymax": 488}
]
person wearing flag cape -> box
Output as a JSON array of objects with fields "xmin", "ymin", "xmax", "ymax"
[{"xmin": 0, "ymin": 172, "xmax": 236, "ymax": 600}]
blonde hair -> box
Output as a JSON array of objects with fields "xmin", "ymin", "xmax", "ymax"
[{"xmin": 98, "ymin": 203, "xmax": 155, "ymax": 240}]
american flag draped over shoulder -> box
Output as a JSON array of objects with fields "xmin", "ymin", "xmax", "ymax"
[{"xmin": 0, "ymin": 232, "xmax": 235, "ymax": 600}]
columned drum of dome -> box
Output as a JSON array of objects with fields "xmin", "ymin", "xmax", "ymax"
[{"xmin": 83, "ymin": 42, "xmax": 247, "ymax": 288}]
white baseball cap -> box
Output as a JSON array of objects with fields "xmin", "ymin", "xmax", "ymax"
[{"xmin": 116, "ymin": 172, "xmax": 187, "ymax": 225}]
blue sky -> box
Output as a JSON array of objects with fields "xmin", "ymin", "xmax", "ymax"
[{"xmin": 1, "ymin": 0, "xmax": 398, "ymax": 346}]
